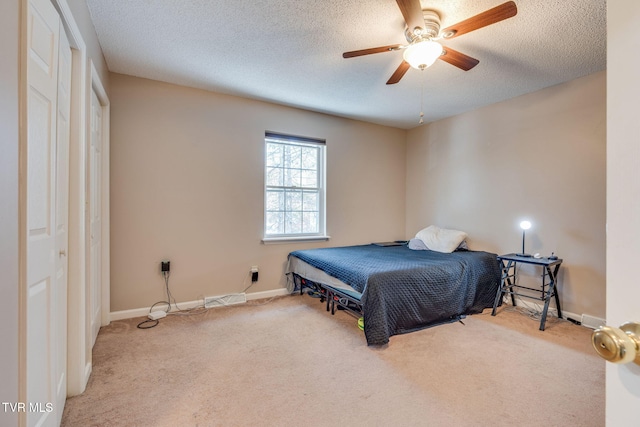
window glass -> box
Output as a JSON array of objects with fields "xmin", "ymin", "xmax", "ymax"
[{"xmin": 264, "ymin": 133, "xmax": 326, "ymax": 239}]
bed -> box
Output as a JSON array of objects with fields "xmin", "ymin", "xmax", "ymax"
[{"xmin": 287, "ymin": 244, "xmax": 501, "ymax": 345}]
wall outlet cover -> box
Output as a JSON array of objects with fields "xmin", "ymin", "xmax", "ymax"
[
  {"xmin": 204, "ymin": 293, "xmax": 247, "ymax": 308},
  {"xmin": 581, "ymin": 314, "xmax": 606, "ymax": 329}
]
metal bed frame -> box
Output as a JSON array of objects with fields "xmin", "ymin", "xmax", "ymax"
[{"xmin": 292, "ymin": 273, "xmax": 363, "ymax": 318}]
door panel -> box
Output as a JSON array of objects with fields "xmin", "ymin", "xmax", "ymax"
[
  {"xmin": 26, "ymin": 279, "xmax": 52, "ymax": 413},
  {"xmin": 607, "ymin": 1, "xmax": 640, "ymax": 424},
  {"xmin": 26, "ymin": 0, "xmax": 59, "ymax": 425},
  {"xmin": 27, "ymin": 89, "xmax": 53, "ymax": 236},
  {"xmin": 54, "ymin": 24, "xmax": 72, "ymax": 425},
  {"xmin": 89, "ymin": 89, "xmax": 103, "ymax": 346}
]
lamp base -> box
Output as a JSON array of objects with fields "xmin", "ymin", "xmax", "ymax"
[{"xmin": 516, "ymin": 253, "xmax": 532, "ymax": 257}]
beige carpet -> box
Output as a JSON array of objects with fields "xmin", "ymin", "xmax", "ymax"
[{"xmin": 62, "ymin": 295, "xmax": 604, "ymax": 427}]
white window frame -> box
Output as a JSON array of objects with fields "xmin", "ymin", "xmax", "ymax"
[{"xmin": 262, "ymin": 132, "xmax": 328, "ymax": 243}]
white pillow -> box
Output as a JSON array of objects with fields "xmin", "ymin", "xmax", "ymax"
[
  {"xmin": 415, "ymin": 225, "xmax": 468, "ymax": 254},
  {"xmin": 408, "ymin": 238, "xmax": 429, "ymax": 250}
]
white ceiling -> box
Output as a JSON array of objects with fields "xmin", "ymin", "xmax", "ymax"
[{"xmin": 86, "ymin": 0, "xmax": 606, "ymax": 129}]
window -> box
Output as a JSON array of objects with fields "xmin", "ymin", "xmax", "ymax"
[{"xmin": 264, "ymin": 132, "xmax": 326, "ymax": 241}]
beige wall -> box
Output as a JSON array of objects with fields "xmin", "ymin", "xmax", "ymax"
[
  {"xmin": 109, "ymin": 73, "xmax": 406, "ymax": 312},
  {"xmin": 0, "ymin": 0, "xmax": 19, "ymax": 422},
  {"xmin": 111, "ymin": 71, "xmax": 606, "ymax": 317},
  {"xmin": 406, "ymin": 71, "xmax": 606, "ymax": 318}
]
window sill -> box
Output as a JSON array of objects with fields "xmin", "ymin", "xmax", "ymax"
[{"xmin": 262, "ymin": 235, "xmax": 331, "ymax": 245}]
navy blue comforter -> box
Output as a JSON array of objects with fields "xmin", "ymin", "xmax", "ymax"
[{"xmin": 290, "ymin": 245, "xmax": 501, "ymax": 345}]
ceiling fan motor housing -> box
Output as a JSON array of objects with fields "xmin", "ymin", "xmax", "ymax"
[{"xmin": 405, "ymin": 10, "xmax": 441, "ymax": 42}]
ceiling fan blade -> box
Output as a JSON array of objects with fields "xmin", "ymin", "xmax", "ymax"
[
  {"xmin": 439, "ymin": 47, "xmax": 479, "ymax": 71},
  {"xmin": 396, "ymin": 0, "xmax": 425, "ymax": 37},
  {"xmin": 441, "ymin": 1, "xmax": 517, "ymax": 40},
  {"xmin": 343, "ymin": 44, "xmax": 402, "ymax": 59},
  {"xmin": 386, "ymin": 61, "xmax": 411, "ymax": 85}
]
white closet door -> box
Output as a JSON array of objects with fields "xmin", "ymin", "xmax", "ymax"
[
  {"xmin": 25, "ymin": 0, "xmax": 60, "ymax": 425},
  {"xmin": 88, "ymin": 88, "xmax": 103, "ymax": 346},
  {"xmin": 54, "ymin": 24, "xmax": 72, "ymax": 426}
]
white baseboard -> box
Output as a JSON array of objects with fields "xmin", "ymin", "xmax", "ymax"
[
  {"xmin": 109, "ymin": 300, "xmax": 200, "ymax": 321},
  {"xmin": 110, "ymin": 287, "xmax": 291, "ymax": 321},
  {"xmin": 503, "ymin": 296, "xmax": 605, "ymax": 329}
]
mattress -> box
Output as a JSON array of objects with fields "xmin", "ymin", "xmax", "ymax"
[
  {"xmin": 287, "ymin": 244, "xmax": 501, "ymax": 345},
  {"xmin": 286, "ymin": 254, "xmax": 361, "ymax": 297}
]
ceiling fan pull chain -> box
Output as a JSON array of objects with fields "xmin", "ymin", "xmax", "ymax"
[{"xmin": 419, "ymin": 68, "xmax": 425, "ymax": 125}]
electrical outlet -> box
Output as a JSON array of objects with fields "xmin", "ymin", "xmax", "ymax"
[
  {"xmin": 161, "ymin": 261, "xmax": 170, "ymax": 272},
  {"xmin": 251, "ymin": 266, "xmax": 258, "ymax": 282}
]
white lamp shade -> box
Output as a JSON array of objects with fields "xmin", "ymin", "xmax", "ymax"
[
  {"xmin": 520, "ymin": 220, "xmax": 532, "ymax": 230},
  {"xmin": 403, "ymin": 40, "xmax": 443, "ymax": 69}
]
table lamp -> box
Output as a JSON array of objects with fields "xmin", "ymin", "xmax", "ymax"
[{"xmin": 517, "ymin": 220, "xmax": 532, "ymax": 257}]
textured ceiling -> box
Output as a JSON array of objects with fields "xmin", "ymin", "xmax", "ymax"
[{"xmin": 86, "ymin": 0, "xmax": 606, "ymax": 129}]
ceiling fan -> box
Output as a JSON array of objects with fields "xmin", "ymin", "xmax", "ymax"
[{"xmin": 343, "ymin": 0, "xmax": 518, "ymax": 84}]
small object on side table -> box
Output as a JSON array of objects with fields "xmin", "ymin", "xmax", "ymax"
[{"xmin": 549, "ymin": 251, "xmax": 558, "ymax": 260}]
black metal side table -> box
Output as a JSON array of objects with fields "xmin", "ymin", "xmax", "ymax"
[{"xmin": 491, "ymin": 253, "xmax": 563, "ymax": 331}]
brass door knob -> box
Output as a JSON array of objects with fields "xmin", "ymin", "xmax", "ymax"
[{"xmin": 591, "ymin": 322, "xmax": 640, "ymax": 365}]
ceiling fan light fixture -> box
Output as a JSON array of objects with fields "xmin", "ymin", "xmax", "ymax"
[{"xmin": 402, "ymin": 40, "xmax": 443, "ymax": 70}]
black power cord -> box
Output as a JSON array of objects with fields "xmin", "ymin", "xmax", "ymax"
[
  {"xmin": 137, "ymin": 271, "xmax": 172, "ymax": 329},
  {"xmin": 136, "ymin": 318, "xmax": 159, "ymax": 329},
  {"xmin": 137, "ymin": 268, "xmax": 207, "ymax": 329}
]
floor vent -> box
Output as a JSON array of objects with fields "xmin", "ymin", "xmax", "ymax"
[
  {"xmin": 204, "ymin": 293, "xmax": 247, "ymax": 308},
  {"xmin": 581, "ymin": 314, "xmax": 606, "ymax": 329}
]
